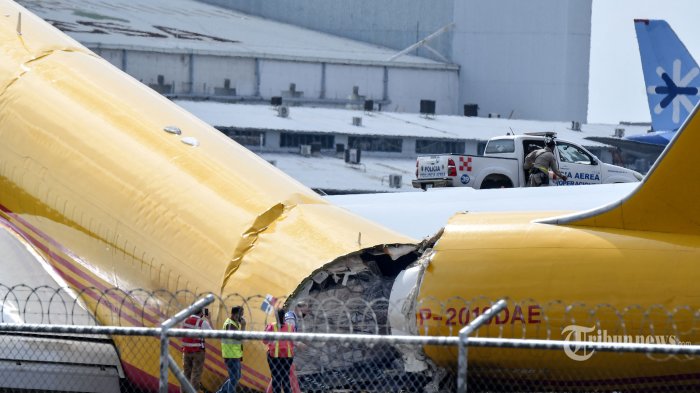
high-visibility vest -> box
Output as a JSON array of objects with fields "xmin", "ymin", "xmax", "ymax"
[
  {"xmin": 265, "ymin": 323, "xmax": 293, "ymax": 358},
  {"xmin": 221, "ymin": 319, "xmax": 243, "ymax": 358},
  {"xmin": 181, "ymin": 315, "xmax": 205, "ymax": 353}
]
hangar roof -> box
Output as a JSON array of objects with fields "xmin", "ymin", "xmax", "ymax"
[
  {"xmin": 175, "ymin": 100, "xmax": 651, "ymax": 149},
  {"xmin": 18, "ymin": 0, "xmax": 455, "ymax": 69}
]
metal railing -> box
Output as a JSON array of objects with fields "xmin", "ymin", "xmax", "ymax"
[
  {"xmin": 158, "ymin": 294, "xmax": 215, "ymax": 393},
  {"xmin": 458, "ymin": 298, "xmax": 508, "ymax": 393},
  {"xmin": 2, "ymin": 314, "xmax": 700, "ymax": 392},
  {"xmin": 2, "ymin": 287, "xmax": 700, "ymax": 392}
]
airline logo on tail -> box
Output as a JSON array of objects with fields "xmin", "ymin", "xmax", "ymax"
[
  {"xmin": 636, "ymin": 19, "xmax": 700, "ymax": 132},
  {"xmin": 648, "ymin": 60, "xmax": 699, "ymax": 124}
]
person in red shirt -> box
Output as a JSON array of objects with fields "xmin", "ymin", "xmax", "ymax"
[{"xmin": 263, "ymin": 309, "xmax": 294, "ymax": 393}]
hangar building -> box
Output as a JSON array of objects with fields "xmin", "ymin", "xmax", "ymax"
[
  {"xmin": 20, "ymin": 0, "xmax": 591, "ymax": 122},
  {"xmin": 19, "ymin": 0, "xmax": 459, "ymax": 115},
  {"xmin": 199, "ymin": 0, "xmax": 592, "ymax": 122}
]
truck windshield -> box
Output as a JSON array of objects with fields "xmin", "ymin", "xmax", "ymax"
[
  {"xmin": 557, "ymin": 142, "xmax": 594, "ymax": 165},
  {"xmin": 484, "ymin": 139, "xmax": 515, "ymax": 154}
]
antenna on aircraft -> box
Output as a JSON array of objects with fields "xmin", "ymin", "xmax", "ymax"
[{"xmin": 16, "ymin": 12, "xmax": 21, "ymax": 36}]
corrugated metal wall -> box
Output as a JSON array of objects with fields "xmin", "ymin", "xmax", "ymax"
[
  {"xmin": 199, "ymin": 0, "xmax": 455, "ymax": 62},
  {"xmin": 198, "ymin": 0, "xmax": 592, "ymax": 122},
  {"xmin": 453, "ymin": 0, "xmax": 591, "ymax": 123},
  {"xmin": 93, "ymin": 47, "xmax": 460, "ymax": 115}
]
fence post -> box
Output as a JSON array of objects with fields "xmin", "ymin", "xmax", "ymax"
[
  {"xmin": 159, "ymin": 294, "xmax": 215, "ymax": 393},
  {"xmin": 457, "ymin": 298, "xmax": 507, "ymax": 393}
]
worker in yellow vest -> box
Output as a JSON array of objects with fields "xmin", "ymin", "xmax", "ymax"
[{"xmin": 217, "ymin": 306, "xmax": 246, "ymax": 393}]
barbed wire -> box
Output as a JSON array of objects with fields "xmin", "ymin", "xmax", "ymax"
[{"xmin": 2, "ymin": 284, "xmax": 699, "ymax": 339}]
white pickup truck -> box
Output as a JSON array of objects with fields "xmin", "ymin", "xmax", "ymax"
[{"xmin": 412, "ymin": 133, "xmax": 643, "ymax": 190}]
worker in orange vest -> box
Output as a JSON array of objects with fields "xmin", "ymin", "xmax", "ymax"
[
  {"xmin": 181, "ymin": 308, "xmax": 212, "ymax": 392},
  {"xmin": 263, "ymin": 309, "xmax": 295, "ymax": 393}
]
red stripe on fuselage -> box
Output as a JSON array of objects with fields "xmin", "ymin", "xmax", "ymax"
[{"xmin": 0, "ymin": 204, "xmax": 271, "ymax": 388}]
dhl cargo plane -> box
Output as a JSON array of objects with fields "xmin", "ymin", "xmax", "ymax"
[{"xmin": 0, "ymin": 1, "xmax": 698, "ymax": 391}]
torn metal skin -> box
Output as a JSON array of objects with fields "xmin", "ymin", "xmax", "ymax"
[{"xmin": 281, "ymin": 235, "xmax": 445, "ymax": 391}]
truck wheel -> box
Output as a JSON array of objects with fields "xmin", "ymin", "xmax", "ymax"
[{"xmin": 481, "ymin": 175, "xmax": 513, "ymax": 189}]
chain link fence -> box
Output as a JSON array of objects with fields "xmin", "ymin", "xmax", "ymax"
[{"xmin": 0, "ymin": 285, "xmax": 699, "ymax": 392}]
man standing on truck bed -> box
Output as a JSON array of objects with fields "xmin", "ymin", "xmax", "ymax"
[{"xmin": 526, "ymin": 139, "xmax": 568, "ymax": 187}]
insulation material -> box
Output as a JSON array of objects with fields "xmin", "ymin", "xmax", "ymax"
[{"xmin": 290, "ymin": 249, "xmax": 416, "ymax": 382}]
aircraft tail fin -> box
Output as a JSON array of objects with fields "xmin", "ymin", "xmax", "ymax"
[
  {"xmin": 636, "ymin": 19, "xmax": 700, "ymax": 132},
  {"xmin": 547, "ymin": 102, "xmax": 700, "ymax": 235}
]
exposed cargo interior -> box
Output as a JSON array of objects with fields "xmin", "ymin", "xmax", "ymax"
[{"xmin": 287, "ymin": 239, "xmax": 446, "ymax": 392}]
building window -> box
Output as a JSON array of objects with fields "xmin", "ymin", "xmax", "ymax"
[
  {"xmin": 415, "ymin": 139, "xmax": 465, "ymax": 154},
  {"xmin": 348, "ymin": 136, "xmax": 402, "ymax": 152},
  {"xmin": 280, "ymin": 133, "xmax": 335, "ymax": 149},
  {"xmin": 216, "ymin": 127, "xmax": 265, "ymax": 146}
]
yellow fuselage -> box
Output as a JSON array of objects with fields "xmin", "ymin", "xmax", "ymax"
[{"xmin": 417, "ymin": 212, "xmax": 700, "ymax": 384}]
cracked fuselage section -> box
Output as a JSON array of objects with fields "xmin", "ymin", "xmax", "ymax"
[{"xmin": 284, "ymin": 241, "xmax": 444, "ymax": 390}]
